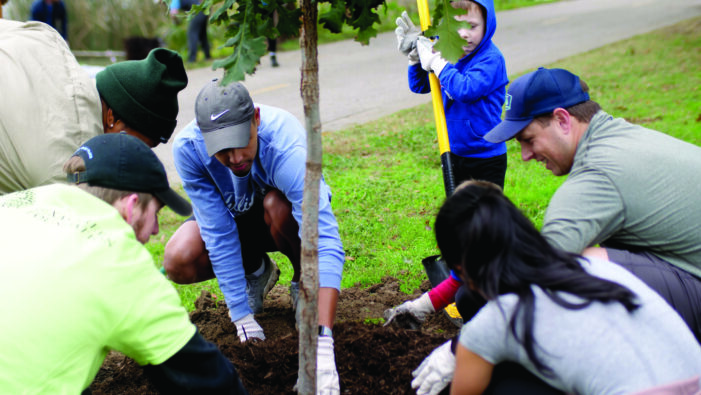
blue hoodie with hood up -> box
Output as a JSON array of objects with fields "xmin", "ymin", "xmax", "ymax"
[{"xmin": 408, "ymin": 0, "xmax": 507, "ymax": 158}]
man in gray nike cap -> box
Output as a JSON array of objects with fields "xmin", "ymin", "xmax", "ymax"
[{"xmin": 165, "ymin": 79, "xmax": 345, "ymax": 394}]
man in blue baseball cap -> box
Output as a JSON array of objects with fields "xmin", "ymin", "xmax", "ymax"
[
  {"xmin": 410, "ymin": 67, "xmax": 701, "ymax": 395},
  {"xmin": 485, "ymin": 67, "xmax": 701, "ymax": 342}
]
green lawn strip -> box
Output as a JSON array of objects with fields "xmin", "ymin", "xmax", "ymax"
[{"xmin": 150, "ymin": 16, "xmax": 701, "ymax": 311}]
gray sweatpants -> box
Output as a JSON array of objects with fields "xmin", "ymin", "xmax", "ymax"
[{"xmin": 607, "ymin": 248, "xmax": 701, "ymax": 344}]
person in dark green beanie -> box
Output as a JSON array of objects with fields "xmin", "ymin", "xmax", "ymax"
[
  {"xmin": 96, "ymin": 47, "xmax": 188, "ymax": 147},
  {"xmin": 0, "ymin": 19, "xmax": 188, "ymax": 194}
]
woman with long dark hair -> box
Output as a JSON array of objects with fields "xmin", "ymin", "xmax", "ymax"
[{"xmin": 436, "ymin": 181, "xmax": 701, "ymax": 395}]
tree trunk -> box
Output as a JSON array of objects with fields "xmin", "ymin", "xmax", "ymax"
[{"xmin": 297, "ymin": 0, "xmax": 320, "ymax": 393}]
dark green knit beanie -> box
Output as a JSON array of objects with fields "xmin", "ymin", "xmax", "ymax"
[{"xmin": 96, "ymin": 48, "xmax": 188, "ymax": 144}]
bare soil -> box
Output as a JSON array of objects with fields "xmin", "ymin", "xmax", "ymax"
[{"xmin": 89, "ymin": 276, "xmax": 459, "ymax": 394}]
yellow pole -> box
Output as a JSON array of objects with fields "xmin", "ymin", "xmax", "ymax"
[
  {"xmin": 416, "ymin": 0, "xmax": 455, "ymax": 196},
  {"xmin": 416, "ymin": 2, "xmax": 461, "ymax": 326}
]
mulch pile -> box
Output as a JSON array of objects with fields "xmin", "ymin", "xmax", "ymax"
[{"xmin": 90, "ymin": 276, "xmax": 459, "ymax": 394}]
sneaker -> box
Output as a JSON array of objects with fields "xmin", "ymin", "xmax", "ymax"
[
  {"xmin": 271, "ymin": 54, "xmax": 279, "ymax": 68},
  {"xmin": 245, "ymin": 254, "xmax": 280, "ymax": 314},
  {"xmin": 289, "ymin": 281, "xmax": 299, "ymax": 312},
  {"xmin": 290, "ymin": 281, "xmax": 300, "ymax": 330}
]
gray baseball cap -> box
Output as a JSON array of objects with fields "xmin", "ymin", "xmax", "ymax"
[{"xmin": 195, "ymin": 79, "xmax": 255, "ymax": 157}]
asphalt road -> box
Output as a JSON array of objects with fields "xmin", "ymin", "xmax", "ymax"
[{"xmin": 154, "ymin": 0, "xmax": 701, "ymax": 185}]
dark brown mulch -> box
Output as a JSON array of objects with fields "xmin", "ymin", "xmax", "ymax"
[{"xmin": 90, "ymin": 276, "xmax": 459, "ymax": 394}]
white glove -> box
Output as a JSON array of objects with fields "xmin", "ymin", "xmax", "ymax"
[
  {"xmin": 408, "ymin": 47, "xmax": 420, "ymax": 66},
  {"xmin": 411, "ymin": 340, "xmax": 455, "ymax": 395},
  {"xmin": 395, "ymin": 10, "xmax": 421, "ymax": 65},
  {"xmin": 293, "ymin": 336, "xmax": 340, "ymax": 394},
  {"xmin": 317, "ymin": 336, "xmax": 340, "ymax": 394},
  {"xmin": 234, "ymin": 313, "xmax": 265, "ymax": 342},
  {"xmin": 416, "ymin": 36, "xmax": 448, "ymax": 76},
  {"xmin": 384, "ymin": 292, "xmax": 435, "ymax": 327}
]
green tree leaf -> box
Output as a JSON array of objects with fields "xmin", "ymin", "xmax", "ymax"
[
  {"xmin": 354, "ymin": 0, "xmax": 381, "ymax": 27},
  {"xmin": 201, "ymin": 0, "xmax": 387, "ymax": 81},
  {"xmin": 208, "ymin": 0, "xmax": 268, "ymax": 84},
  {"xmin": 424, "ymin": 0, "xmax": 471, "ymax": 63},
  {"xmin": 208, "ymin": 0, "xmax": 237, "ymax": 22},
  {"xmin": 276, "ymin": 1, "xmax": 303, "ymax": 38},
  {"xmin": 319, "ymin": 0, "xmax": 346, "ymax": 34},
  {"xmin": 217, "ymin": 34, "xmax": 268, "ymax": 84}
]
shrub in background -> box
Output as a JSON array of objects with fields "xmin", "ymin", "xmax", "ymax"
[{"xmin": 5, "ymin": 0, "xmax": 171, "ymax": 51}]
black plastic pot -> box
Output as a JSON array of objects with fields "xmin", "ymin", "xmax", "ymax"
[{"xmin": 421, "ymin": 254, "xmax": 450, "ymax": 287}]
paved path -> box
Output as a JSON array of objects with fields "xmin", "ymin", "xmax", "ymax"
[{"xmin": 154, "ymin": 0, "xmax": 701, "ymax": 184}]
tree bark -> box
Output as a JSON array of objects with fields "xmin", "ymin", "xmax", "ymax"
[{"xmin": 297, "ymin": 0, "xmax": 320, "ymax": 393}]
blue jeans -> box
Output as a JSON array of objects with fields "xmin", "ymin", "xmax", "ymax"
[{"xmin": 187, "ymin": 11, "xmax": 210, "ymax": 62}]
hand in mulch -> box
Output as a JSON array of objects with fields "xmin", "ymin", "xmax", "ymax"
[
  {"xmin": 383, "ymin": 309, "xmax": 423, "ymax": 330},
  {"xmin": 90, "ymin": 278, "xmax": 460, "ymax": 395}
]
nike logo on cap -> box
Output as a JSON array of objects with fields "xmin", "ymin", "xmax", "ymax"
[{"xmin": 210, "ymin": 109, "xmax": 230, "ymax": 121}]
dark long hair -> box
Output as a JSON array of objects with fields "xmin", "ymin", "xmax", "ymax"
[{"xmin": 434, "ymin": 181, "xmax": 639, "ymax": 375}]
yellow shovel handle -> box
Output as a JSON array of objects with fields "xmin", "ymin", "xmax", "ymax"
[
  {"xmin": 416, "ymin": 0, "xmax": 450, "ymax": 155},
  {"xmin": 417, "ymin": 0, "xmax": 455, "ymax": 196}
]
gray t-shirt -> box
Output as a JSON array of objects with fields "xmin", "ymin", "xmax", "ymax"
[
  {"xmin": 459, "ymin": 257, "xmax": 701, "ymax": 394},
  {"xmin": 541, "ymin": 111, "xmax": 701, "ymax": 278}
]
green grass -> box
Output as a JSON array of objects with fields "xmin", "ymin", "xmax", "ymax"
[{"xmin": 149, "ymin": 16, "xmax": 701, "ymax": 311}]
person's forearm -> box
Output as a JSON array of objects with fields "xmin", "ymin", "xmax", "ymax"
[
  {"xmin": 144, "ymin": 331, "xmax": 248, "ymax": 394},
  {"xmin": 428, "ymin": 275, "xmax": 463, "ymax": 310},
  {"xmin": 177, "ymin": 155, "xmax": 248, "ymax": 319},
  {"xmin": 318, "ymin": 287, "xmax": 339, "ymax": 328},
  {"xmin": 450, "ymin": 344, "xmax": 493, "ymax": 395}
]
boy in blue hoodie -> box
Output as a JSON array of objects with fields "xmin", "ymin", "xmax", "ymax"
[
  {"xmin": 389, "ymin": 0, "xmax": 506, "ymax": 335},
  {"xmin": 391, "ymin": 4, "xmax": 512, "ymax": 393},
  {"xmin": 397, "ymin": 0, "xmax": 508, "ymax": 189}
]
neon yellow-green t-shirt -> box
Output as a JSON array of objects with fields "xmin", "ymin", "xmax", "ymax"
[{"xmin": 0, "ymin": 185, "xmax": 196, "ymax": 394}]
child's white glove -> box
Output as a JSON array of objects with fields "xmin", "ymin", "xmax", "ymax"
[
  {"xmin": 411, "ymin": 340, "xmax": 455, "ymax": 395},
  {"xmin": 395, "ymin": 11, "xmax": 421, "ymax": 65},
  {"xmin": 416, "ymin": 36, "xmax": 448, "ymax": 76},
  {"xmin": 383, "ymin": 292, "xmax": 435, "ymax": 329},
  {"xmin": 408, "ymin": 47, "xmax": 420, "ymax": 66}
]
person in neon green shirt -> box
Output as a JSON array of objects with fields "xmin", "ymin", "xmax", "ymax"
[{"xmin": 0, "ymin": 133, "xmax": 247, "ymax": 394}]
